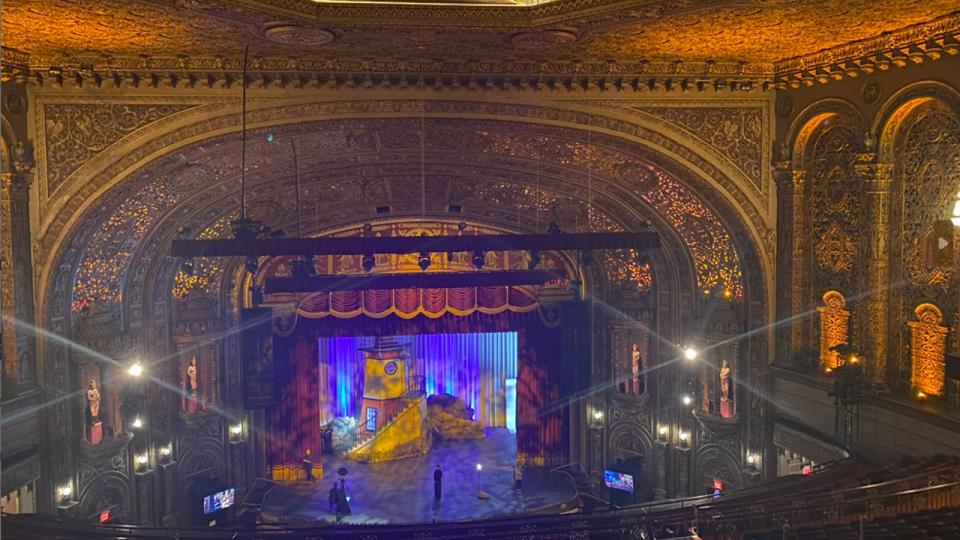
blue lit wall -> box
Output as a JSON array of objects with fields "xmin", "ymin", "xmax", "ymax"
[{"xmin": 317, "ymin": 332, "xmax": 518, "ymax": 427}]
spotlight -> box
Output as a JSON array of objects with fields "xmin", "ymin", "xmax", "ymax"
[
  {"xmin": 472, "ymin": 250, "xmax": 485, "ymax": 269},
  {"xmin": 251, "ymin": 285, "xmax": 264, "ymax": 305},
  {"xmin": 528, "ymin": 250, "xmax": 540, "ymax": 270},
  {"xmin": 180, "ymin": 259, "xmax": 194, "ymax": 276},
  {"xmin": 245, "ymin": 256, "xmax": 258, "ymax": 274},
  {"xmin": 681, "ymin": 394, "xmax": 693, "ymax": 406},
  {"xmin": 476, "ymin": 463, "xmax": 483, "ymax": 471},
  {"xmin": 131, "ymin": 416, "xmax": 143, "ymax": 429},
  {"xmin": 458, "ymin": 221, "xmax": 467, "ymax": 232},
  {"xmin": 128, "ymin": 362, "xmax": 144, "ymax": 377},
  {"xmin": 362, "ymin": 253, "xmax": 375, "ymax": 272},
  {"xmin": 683, "ymin": 346, "xmax": 699, "ymax": 361},
  {"xmin": 418, "ymin": 252, "xmax": 431, "ymax": 271}
]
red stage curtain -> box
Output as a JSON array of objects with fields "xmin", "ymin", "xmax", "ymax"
[
  {"xmin": 266, "ymin": 310, "xmax": 568, "ymax": 468},
  {"xmin": 267, "ymin": 336, "xmax": 321, "ymax": 466}
]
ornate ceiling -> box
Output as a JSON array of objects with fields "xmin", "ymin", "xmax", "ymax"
[{"xmin": 4, "ymin": 0, "xmax": 959, "ymax": 77}]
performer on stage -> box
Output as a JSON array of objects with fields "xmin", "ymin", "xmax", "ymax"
[{"xmin": 434, "ymin": 465, "xmax": 443, "ymax": 501}]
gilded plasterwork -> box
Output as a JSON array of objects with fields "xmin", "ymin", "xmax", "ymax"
[
  {"xmin": 633, "ymin": 107, "xmax": 763, "ymax": 191},
  {"xmin": 40, "ymin": 102, "xmax": 193, "ymax": 196},
  {"xmin": 817, "ymin": 291, "xmax": 849, "ymax": 371},
  {"xmin": 3, "ymin": 0, "xmax": 958, "ymax": 71},
  {"xmin": 171, "ymin": 214, "xmax": 236, "ymax": 300},
  {"xmin": 908, "ymin": 303, "xmax": 948, "ymax": 396}
]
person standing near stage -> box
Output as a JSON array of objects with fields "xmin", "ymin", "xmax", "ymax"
[
  {"xmin": 328, "ymin": 482, "xmax": 338, "ymax": 512},
  {"xmin": 337, "ymin": 478, "xmax": 351, "ymax": 518},
  {"xmin": 302, "ymin": 449, "xmax": 314, "ymax": 481},
  {"xmin": 434, "ymin": 465, "xmax": 443, "ymax": 501}
]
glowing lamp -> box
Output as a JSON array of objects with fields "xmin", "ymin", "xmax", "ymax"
[
  {"xmin": 418, "ymin": 252, "xmax": 431, "ymax": 271},
  {"xmin": 678, "ymin": 431, "xmax": 690, "ymax": 444},
  {"xmin": 135, "ymin": 453, "xmax": 149, "ymax": 467},
  {"xmin": 127, "ymin": 362, "xmax": 143, "ymax": 377},
  {"xmin": 917, "ymin": 391, "xmax": 927, "ymax": 401},
  {"xmin": 160, "ymin": 445, "xmax": 172, "ymax": 459},
  {"xmin": 57, "ymin": 484, "xmax": 73, "ymax": 500},
  {"xmin": 825, "ymin": 367, "xmax": 833, "ymax": 375},
  {"xmin": 848, "ymin": 355, "xmax": 859, "ymax": 364},
  {"xmin": 722, "ymin": 288, "xmax": 734, "ymax": 300},
  {"xmin": 658, "ymin": 425, "xmax": 668, "ymax": 437},
  {"xmin": 131, "ymin": 416, "xmax": 143, "ymax": 429},
  {"xmin": 681, "ymin": 394, "xmax": 693, "ymax": 406},
  {"xmin": 592, "ymin": 409, "xmax": 603, "ymax": 421},
  {"xmin": 683, "ymin": 346, "xmax": 699, "ymax": 361},
  {"xmin": 230, "ymin": 424, "xmax": 243, "ymax": 436},
  {"xmin": 476, "ymin": 463, "xmax": 483, "ymax": 471},
  {"xmin": 746, "ymin": 454, "xmax": 757, "ymax": 465}
]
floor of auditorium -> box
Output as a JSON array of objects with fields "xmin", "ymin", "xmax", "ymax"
[{"xmin": 259, "ymin": 428, "xmax": 576, "ymax": 525}]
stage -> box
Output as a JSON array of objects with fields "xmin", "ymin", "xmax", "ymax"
[{"xmin": 259, "ymin": 429, "xmax": 577, "ymax": 525}]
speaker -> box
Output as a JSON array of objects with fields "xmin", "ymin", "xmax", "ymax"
[
  {"xmin": 242, "ymin": 307, "xmax": 276, "ymax": 408},
  {"xmin": 558, "ymin": 301, "xmax": 591, "ymax": 399},
  {"xmin": 946, "ymin": 354, "xmax": 960, "ymax": 381}
]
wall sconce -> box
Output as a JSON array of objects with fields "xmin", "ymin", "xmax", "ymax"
[
  {"xmin": 588, "ymin": 407, "xmax": 605, "ymax": 430},
  {"xmin": 127, "ymin": 361, "xmax": 144, "ymax": 378},
  {"xmin": 683, "ymin": 346, "xmax": 699, "ymax": 361},
  {"xmin": 229, "ymin": 423, "xmax": 244, "ymax": 443},
  {"xmin": 678, "ymin": 431, "xmax": 691, "ymax": 447},
  {"xmin": 56, "ymin": 483, "xmax": 73, "ymax": 502},
  {"xmin": 135, "ymin": 453, "xmax": 149, "ymax": 472},
  {"xmin": 131, "ymin": 416, "xmax": 143, "ymax": 429},
  {"xmin": 159, "ymin": 444, "xmax": 173, "ymax": 462},
  {"xmin": 657, "ymin": 425, "xmax": 669, "ymax": 440},
  {"xmin": 746, "ymin": 453, "xmax": 760, "ymax": 468},
  {"xmin": 681, "ymin": 394, "xmax": 693, "ymax": 406}
]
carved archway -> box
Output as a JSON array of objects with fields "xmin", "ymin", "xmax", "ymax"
[
  {"xmin": 695, "ymin": 444, "xmax": 743, "ymax": 494},
  {"xmin": 77, "ymin": 471, "xmax": 129, "ymax": 523}
]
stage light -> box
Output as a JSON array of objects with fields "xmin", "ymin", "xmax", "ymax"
[
  {"xmin": 362, "ymin": 253, "xmax": 375, "ymax": 272},
  {"xmin": 476, "ymin": 463, "xmax": 483, "ymax": 471},
  {"xmin": 418, "ymin": 252, "xmax": 431, "ymax": 271},
  {"xmin": 128, "ymin": 362, "xmax": 143, "ymax": 377},
  {"xmin": 528, "ymin": 250, "xmax": 540, "ymax": 270},
  {"xmin": 683, "ymin": 346, "xmax": 699, "ymax": 361},
  {"xmin": 681, "ymin": 394, "xmax": 692, "ymax": 406},
  {"xmin": 245, "ymin": 256, "xmax": 258, "ymax": 274},
  {"xmin": 57, "ymin": 484, "xmax": 73, "ymax": 500},
  {"xmin": 180, "ymin": 259, "xmax": 194, "ymax": 276},
  {"xmin": 131, "ymin": 416, "xmax": 143, "ymax": 429},
  {"xmin": 472, "ymin": 250, "xmax": 485, "ymax": 269}
]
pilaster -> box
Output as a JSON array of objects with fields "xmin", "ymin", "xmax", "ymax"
[
  {"xmin": 1, "ymin": 168, "xmax": 38, "ymax": 396},
  {"xmin": 856, "ymin": 154, "xmax": 895, "ymax": 390},
  {"xmin": 774, "ymin": 163, "xmax": 807, "ymax": 363}
]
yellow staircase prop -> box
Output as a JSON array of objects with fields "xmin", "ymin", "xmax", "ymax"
[{"xmin": 346, "ymin": 396, "xmax": 431, "ymax": 463}]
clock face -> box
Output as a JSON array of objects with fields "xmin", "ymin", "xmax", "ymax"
[{"xmin": 384, "ymin": 361, "xmax": 398, "ymax": 375}]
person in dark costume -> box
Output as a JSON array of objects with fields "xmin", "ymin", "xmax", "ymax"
[
  {"xmin": 434, "ymin": 465, "xmax": 443, "ymax": 501},
  {"xmin": 328, "ymin": 483, "xmax": 338, "ymax": 511},
  {"xmin": 336, "ymin": 478, "xmax": 351, "ymax": 520}
]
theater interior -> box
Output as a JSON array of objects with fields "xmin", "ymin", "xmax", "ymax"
[{"xmin": 1, "ymin": 1, "xmax": 960, "ymax": 539}]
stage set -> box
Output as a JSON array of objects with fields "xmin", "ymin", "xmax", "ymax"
[{"xmin": 237, "ymin": 235, "xmax": 594, "ymax": 525}]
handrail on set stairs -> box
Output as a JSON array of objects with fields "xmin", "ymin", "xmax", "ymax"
[{"xmin": 335, "ymin": 376, "xmax": 427, "ymax": 453}]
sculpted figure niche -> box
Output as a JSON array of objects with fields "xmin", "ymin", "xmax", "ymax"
[
  {"xmin": 719, "ymin": 359, "xmax": 734, "ymax": 418},
  {"xmin": 86, "ymin": 378, "xmax": 103, "ymax": 444},
  {"xmin": 183, "ymin": 356, "xmax": 200, "ymax": 414}
]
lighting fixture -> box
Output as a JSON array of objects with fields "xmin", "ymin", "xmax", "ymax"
[
  {"xmin": 127, "ymin": 362, "xmax": 143, "ymax": 377},
  {"xmin": 472, "ymin": 251, "xmax": 485, "ymax": 269},
  {"xmin": 230, "ymin": 424, "xmax": 243, "ymax": 436},
  {"xmin": 682, "ymin": 394, "xmax": 693, "ymax": 406},
  {"xmin": 135, "ymin": 453, "xmax": 149, "ymax": 467},
  {"xmin": 57, "ymin": 484, "xmax": 73, "ymax": 500},
  {"xmin": 528, "ymin": 250, "xmax": 540, "ymax": 270},
  {"xmin": 592, "ymin": 409, "xmax": 603, "ymax": 421},
  {"xmin": 160, "ymin": 445, "xmax": 172, "ymax": 459},
  {"xmin": 952, "ymin": 191, "xmax": 960, "ymax": 227},
  {"xmin": 917, "ymin": 391, "xmax": 927, "ymax": 400},
  {"xmin": 180, "ymin": 259, "xmax": 194, "ymax": 276},
  {"xmin": 658, "ymin": 425, "xmax": 668, "ymax": 437},
  {"xmin": 418, "ymin": 252, "xmax": 431, "ymax": 271},
  {"xmin": 131, "ymin": 416, "xmax": 143, "ymax": 429},
  {"xmin": 825, "ymin": 367, "xmax": 834, "ymax": 375},
  {"xmin": 848, "ymin": 355, "xmax": 859, "ymax": 364},
  {"xmin": 476, "ymin": 463, "xmax": 483, "ymax": 471},
  {"xmin": 679, "ymin": 431, "xmax": 690, "ymax": 444},
  {"xmin": 683, "ymin": 346, "xmax": 699, "ymax": 361},
  {"xmin": 746, "ymin": 454, "xmax": 756, "ymax": 465},
  {"xmin": 245, "ymin": 256, "xmax": 258, "ymax": 274}
]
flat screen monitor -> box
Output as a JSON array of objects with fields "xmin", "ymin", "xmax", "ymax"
[
  {"xmin": 202, "ymin": 488, "xmax": 235, "ymax": 515},
  {"xmin": 604, "ymin": 470, "xmax": 634, "ymax": 493}
]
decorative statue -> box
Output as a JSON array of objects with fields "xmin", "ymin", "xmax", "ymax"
[
  {"xmin": 719, "ymin": 359, "xmax": 732, "ymax": 400},
  {"xmin": 187, "ymin": 357, "xmax": 198, "ymax": 395},
  {"xmin": 86, "ymin": 378, "xmax": 101, "ymax": 424},
  {"xmin": 631, "ymin": 343, "xmax": 644, "ymax": 394}
]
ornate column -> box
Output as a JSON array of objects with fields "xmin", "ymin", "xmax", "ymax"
[
  {"xmin": 1, "ymin": 162, "xmax": 38, "ymax": 395},
  {"xmin": 773, "ymin": 161, "xmax": 807, "ymax": 363},
  {"xmin": 856, "ymin": 154, "xmax": 894, "ymax": 389}
]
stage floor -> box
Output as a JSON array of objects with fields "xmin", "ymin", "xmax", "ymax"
[{"xmin": 260, "ymin": 428, "xmax": 576, "ymax": 525}]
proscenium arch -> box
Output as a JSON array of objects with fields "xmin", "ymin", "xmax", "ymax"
[{"xmin": 37, "ymin": 98, "xmax": 773, "ymax": 331}]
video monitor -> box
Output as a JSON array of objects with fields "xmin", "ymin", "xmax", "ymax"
[
  {"xmin": 202, "ymin": 488, "xmax": 235, "ymax": 515},
  {"xmin": 604, "ymin": 470, "xmax": 634, "ymax": 493}
]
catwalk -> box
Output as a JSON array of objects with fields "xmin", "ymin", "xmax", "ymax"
[{"xmin": 260, "ymin": 429, "xmax": 576, "ymax": 525}]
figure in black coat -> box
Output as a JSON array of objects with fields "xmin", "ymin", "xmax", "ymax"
[{"xmin": 433, "ymin": 465, "xmax": 443, "ymax": 501}]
